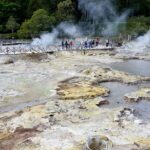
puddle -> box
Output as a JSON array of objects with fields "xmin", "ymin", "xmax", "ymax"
[
  {"xmin": 109, "ymin": 60, "xmax": 150, "ymax": 76},
  {"xmin": 101, "ymin": 82, "xmax": 138, "ymax": 108},
  {"xmin": 101, "ymin": 82, "xmax": 150, "ymax": 107},
  {"xmin": 132, "ymin": 101, "xmax": 150, "ymax": 122}
]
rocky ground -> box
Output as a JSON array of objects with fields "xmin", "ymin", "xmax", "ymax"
[{"xmin": 0, "ymin": 50, "xmax": 150, "ymax": 150}]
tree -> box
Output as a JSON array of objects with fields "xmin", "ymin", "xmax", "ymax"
[
  {"xmin": 31, "ymin": 9, "xmax": 55, "ymax": 32},
  {"xmin": 116, "ymin": 0, "xmax": 150, "ymax": 16},
  {"xmin": 1, "ymin": 0, "xmax": 150, "ymax": 38},
  {"xmin": 6, "ymin": 16, "xmax": 19, "ymax": 34},
  {"xmin": 18, "ymin": 9, "xmax": 55, "ymax": 38},
  {"xmin": 0, "ymin": 25, "xmax": 3, "ymax": 32},
  {"xmin": 17, "ymin": 20, "xmax": 32, "ymax": 38},
  {"xmin": 26, "ymin": 0, "xmax": 62, "ymax": 17},
  {"xmin": 56, "ymin": 0, "xmax": 76, "ymax": 22},
  {"xmin": 119, "ymin": 16, "xmax": 150, "ymax": 36}
]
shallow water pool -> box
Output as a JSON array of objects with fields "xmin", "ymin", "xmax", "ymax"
[
  {"xmin": 109, "ymin": 60, "xmax": 150, "ymax": 76},
  {"xmin": 101, "ymin": 81, "xmax": 150, "ymax": 108}
]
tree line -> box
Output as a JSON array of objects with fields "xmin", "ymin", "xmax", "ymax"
[{"xmin": 0, "ymin": 0, "xmax": 150, "ymax": 38}]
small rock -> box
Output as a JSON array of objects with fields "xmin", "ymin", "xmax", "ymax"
[
  {"xmin": 79, "ymin": 105, "xmax": 87, "ymax": 110},
  {"xmin": 114, "ymin": 116, "xmax": 120, "ymax": 122},
  {"xmin": 96, "ymin": 99, "xmax": 109, "ymax": 107},
  {"xmin": 134, "ymin": 119, "xmax": 143, "ymax": 125}
]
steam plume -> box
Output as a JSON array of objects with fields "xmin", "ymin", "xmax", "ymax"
[
  {"xmin": 31, "ymin": 22, "xmax": 82, "ymax": 47},
  {"xmin": 78, "ymin": 0, "xmax": 129, "ymax": 36},
  {"xmin": 120, "ymin": 30, "xmax": 150, "ymax": 52},
  {"xmin": 32, "ymin": 0, "xmax": 129, "ymax": 46}
]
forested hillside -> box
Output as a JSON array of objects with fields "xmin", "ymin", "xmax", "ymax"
[{"xmin": 0, "ymin": 0, "xmax": 150, "ymax": 38}]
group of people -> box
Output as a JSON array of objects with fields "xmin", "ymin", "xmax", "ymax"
[
  {"xmin": 84, "ymin": 38, "xmax": 100, "ymax": 49},
  {"xmin": 61, "ymin": 38, "xmax": 101, "ymax": 50},
  {"xmin": 61, "ymin": 40, "xmax": 74, "ymax": 50},
  {"xmin": 61, "ymin": 38, "xmax": 119, "ymax": 50}
]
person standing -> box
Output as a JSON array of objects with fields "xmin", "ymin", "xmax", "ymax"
[
  {"xmin": 62, "ymin": 40, "xmax": 65, "ymax": 50},
  {"xmin": 69, "ymin": 41, "xmax": 73, "ymax": 49},
  {"xmin": 106, "ymin": 39, "xmax": 109, "ymax": 47},
  {"xmin": 84, "ymin": 41, "xmax": 88, "ymax": 49},
  {"xmin": 65, "ymin": 40, "xmax": 68, "ymax": 49},
  {"xmin": 96, "ymin": 38, "xmax": 100, "ymax": 46}
]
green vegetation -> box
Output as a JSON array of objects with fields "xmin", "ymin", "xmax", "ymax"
[
  {"xmin": 0, "ymin": 0, "xmax": 150, "ymax": 39},
  {"xmin": 56, "ymin": 0, "xmax": 76, "ymax": 22},
  {"xmin": 119, "ymin": 16, "xmax": 150, "ymax": 36},
  {"xmin": 18, "ymin": 9, "xmax": 55, "ymax": 38},
  {"xmin": 125, "ymin": 17, "xmax": 150, "ymax": 35},
  {"xmin": 116, "ymin": 0, "xmax": 150, "ymax": 16},
  {"xmin": 6, "ymin": 16, "xmax": 19, "ymax": 35}
]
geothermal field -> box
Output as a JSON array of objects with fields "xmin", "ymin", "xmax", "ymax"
[{"xmin": 0, "ymin": 38, "xmax": 150, "ymax": 150}]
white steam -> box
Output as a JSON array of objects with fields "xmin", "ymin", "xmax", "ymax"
[
  {"xmin": 102, "ymin": 12, "xmax": 128, "ymax": 36},
  {"xmin": 31, "ymin": 22, "xmax": 82, "ymax": 47},
  {"xmin": 58, "ymin": 22, "xmax": 82, "ymax": 38},
  {"xmin": 78, "ymin": 0, "xmax": 129, "ymax": 36},
  {"xmin": 31, "ymin": 29, "xmax": 59, "ymax": 47},
  {"xmin": 120, "ymin": 30, "xmax": 150, "ymax": 52},
  {"xmin": 32, "ymin": 0, "xmax": 129, "ymax": 46}
]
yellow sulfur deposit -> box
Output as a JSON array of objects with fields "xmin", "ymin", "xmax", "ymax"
[{"xmin": 57, "ymin": 82, "xmax": 109, "ymax": 100}]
